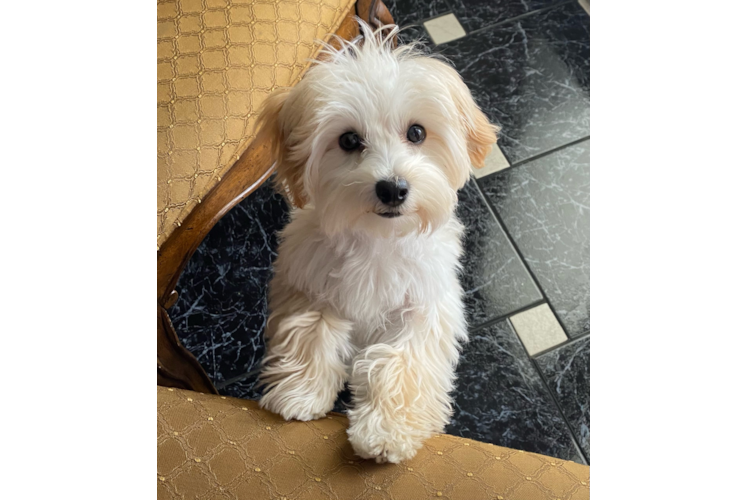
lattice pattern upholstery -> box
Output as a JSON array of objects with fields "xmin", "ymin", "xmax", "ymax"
[
  {"xmin": 157, "ymin": 0, "xmax": 357, "ymax": 248},
  {"xmin": 158, "ymin": 387, "xmax": 590, "ymax": 499}
]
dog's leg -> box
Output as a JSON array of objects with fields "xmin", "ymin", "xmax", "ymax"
[
  {"xmin": 346, "ymin": 302, "xmax": 465, "ymax": 463},
  {"xmin": 259, "ymin": 288, "xmax": 353, "ymax": 421}
]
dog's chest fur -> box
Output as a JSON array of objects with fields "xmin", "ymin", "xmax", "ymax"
[{"xmin": 274, "ymin": 209, "xmax": 465, "ymax": 332}]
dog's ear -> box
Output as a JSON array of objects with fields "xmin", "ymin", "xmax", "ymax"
[
  {"xmin": 423, "ymin": 59, "xmax": 499, "ymax": 170},
  {"xmin": 457, "ymin": 92, "xmax": 499, "ymax": 170},
  {"xmin": 255, "ymin": 88, "xmax": 308, "ymax": 208}
]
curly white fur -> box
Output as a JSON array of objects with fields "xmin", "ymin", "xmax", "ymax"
[{"xmin": 255, "ymin": 22, "xmax": 498, "ymax": 464}]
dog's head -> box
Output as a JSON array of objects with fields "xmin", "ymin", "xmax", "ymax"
[{"xmin": 256, "ymin": 23, "xmax": 498, "ymax": 237}]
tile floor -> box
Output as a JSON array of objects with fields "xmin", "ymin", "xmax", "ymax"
[{"xmin": 171, "ymin": 0, "xmax": 590, "ymax": 465}]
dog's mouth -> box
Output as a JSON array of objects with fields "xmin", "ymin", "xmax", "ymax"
[{"xmin": 376, "ymin": 211, "xmax": 402, "ymax": 219}]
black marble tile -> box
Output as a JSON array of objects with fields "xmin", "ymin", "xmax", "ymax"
[
  {"xmin": 450, "ymin": 0, "xmax": 569, "ymax": 33},
  {"xmin": 386, "ymin": 0, "xmax": 452, "ymax": 27},
  {"xmin": 436, "ymin": 2, "xmax": 590, "ymax": 164},
  {"xmin": 457, "ymin": 178, "xmax": 542, "ymax": 325},
  {"xmin": 536, "ymin": 337, "xmax": 590, "ymax": 461},
  {"xmin": 219, "ymin": 373, "xmax": 263, "ymax": 401},
  {"xmin": 170, "ymin": 181, "xmax": 290, "ymax": 383},
  {"xmin": 479, "ymin": 140, "xmax": 589, "ymax": 337},
  {"xmin": 397, "ymin": 23, "xmax": 432, "ymax": 47},
  {"xmin": 447, "ymin": 320, "xmax": 584, "ymax": 463}
]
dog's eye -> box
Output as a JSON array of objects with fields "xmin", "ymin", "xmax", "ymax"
[
  {"xmin": 406, "ymin": 124, "xmax": 426, "ymax": 144},
  {"xmin": 339, "ymin": 132, "xmax": 362, "ymax": 152}
]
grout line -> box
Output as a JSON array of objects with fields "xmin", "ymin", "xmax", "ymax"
[
  {"xmin": 468, "ymin": 298, "xmax": 546, "ymax": 333},
  {"xmin": 532, "ymin": 331, "xmax": 590, "ymax": 359},
  {"xmin": 417, "ymin": 10, "xmax": 456, "ymax": 25},
  {"xmin": 466, "ymin": 0, "xmax": 576, "ymax": 36},
  {"xmin": 474, "ymin": 179, "xmax": 574, "ymax": 342},
  {"xmin": 214, "ymin": 369, "xmax": 260, "ymax": 390},
  {"xmin": 532, "ymin": 356, "xmax": 590, "ymax": 465},
  {"xmin": 210, "ymin": 332, "xmax": 218, "ymax": 383},
  {"xmin": 480, "ymin": 136, "xmax": 591, "ymax": 184}
]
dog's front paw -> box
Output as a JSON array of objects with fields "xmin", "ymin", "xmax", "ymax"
[
  {"xmin": 347, "ymin": 411, "xmax": 421, "ymax": 464},
  {"xmin": 259, "ymin": 387, "xmax": 332, "ymax": 422}
]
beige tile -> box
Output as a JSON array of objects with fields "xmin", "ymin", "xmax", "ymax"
[
  {"xmin": 423, "ymin": 14, "xmax": 466, "ymax": 45},
  {"xmin": 579, "ymin": 0, "xmax": 590, "ymax": 14},
  {"xmin": 509, "ymin": 304, "xmax": 567, "ymax": 356},
  {"xmin": 472, "ymin": 143, "xmax": 510, "ymax": 178}
]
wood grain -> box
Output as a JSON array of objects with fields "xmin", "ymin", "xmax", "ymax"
[{"xmin": 158, "ymin": 305, "xmax": 217, "ymax": 393}]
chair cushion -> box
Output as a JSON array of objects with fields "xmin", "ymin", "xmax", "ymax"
[
  {"xmin": 157, "ymin": 0, "xmax": 357, "ymax": 248},
  {"xmin": 157, "ymin": 386, "xmax": 590, "ymax": 499}
]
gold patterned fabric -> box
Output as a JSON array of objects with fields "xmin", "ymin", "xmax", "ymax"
[
  {"xmin": 158, "ymin": 387, "xmax": 590, "ymax": 499},
  {"xmin": 157, "ymin": 0, "xmax": 357, "ymax": 248}
]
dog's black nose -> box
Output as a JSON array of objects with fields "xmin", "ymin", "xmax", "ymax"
[{"xmin": 375, "ymin": 179, "xmax": 409, "ymax": 207}]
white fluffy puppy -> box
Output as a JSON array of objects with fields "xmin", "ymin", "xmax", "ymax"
[{"xmin": 255, "ymin": 23, "xmax": 498, "ymax": 464}]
